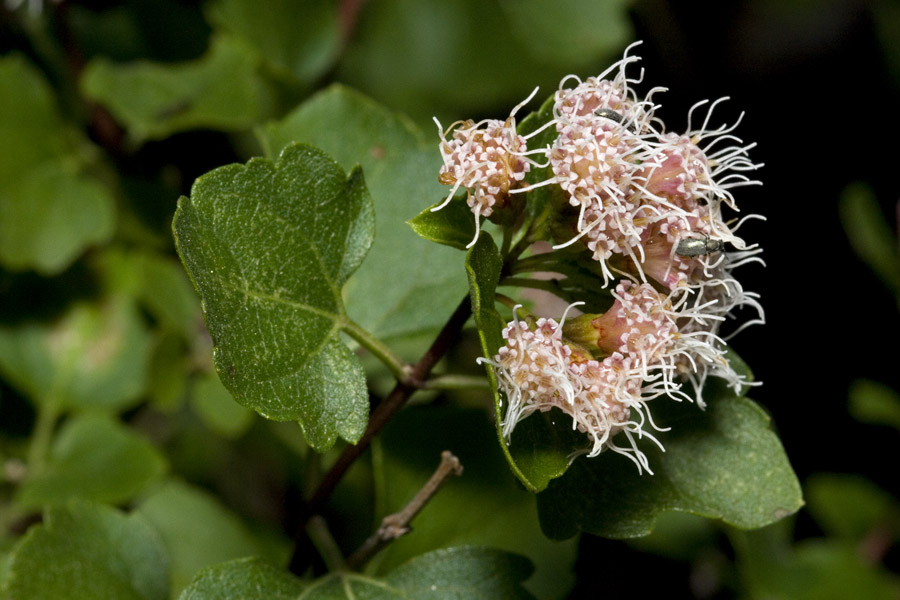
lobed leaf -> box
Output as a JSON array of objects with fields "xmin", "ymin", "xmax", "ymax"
[
  {"xmin": 178, "ymin": 558, "xmax": 304, "ymax": 600},
  {"xmin": 536, "ymin": 394, "xmax": 803, "ymax": 539},
  {"xmin": 173, "ymin": 142, "xmax": 373, "ymax": 450},
  {"xmin": 81, "ymin": 35, "xmax": 266, "ymax": 143},
  {"xmin": 16, "ymin": 414, "xmax": 167, "ymax": 508},
  {"xmin": 0, "ymin": 55, "xmax": 115, "ymax": 274},
  {"xmin": 2, "ymin": 500, "xmax": 169, "ymax": 600},
  {"xmin": 258, "ymin": 85, "xmax": 468, "ymax": 342},
  {"xmin": 180, "ymin": 547, "xmax": 534, "ymax": 600}
]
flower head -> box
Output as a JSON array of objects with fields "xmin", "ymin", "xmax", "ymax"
[
  {"xmin": 433, "ymin": 88, "xmax": 545, "ymax": 247},
  {"xmin": 481, "ymin": 303, "xmax": 668, "ymax": 473}
]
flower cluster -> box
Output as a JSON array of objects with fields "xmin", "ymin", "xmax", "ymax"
[{"xmin": 436, "ymin": 43, "xmax": 764, "ymax": 472}]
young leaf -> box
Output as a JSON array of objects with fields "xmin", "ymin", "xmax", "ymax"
[
  {"xmin": 180, "ymin": 547, "xmax": 535, "ymax": 600},
  {"xmin": 407, "ymin": 197, "xmax": 477, "ymax": 251},
  {"xmin": 16, "ymin": 414, "xmax": 167, "ymax": 509},
  {"xmin": 2, "ymin": 500, "xmax": 169, "ymax": 600},
  {"xmin": 173, "ymin": 142, "xmax": 373, "ymax": 450},
  {"xmin": 465, "ymin": 234, "xmax": 572, "ymax": 493},
  {"xmin": 537, "ymin": 394, "xmax": 803, "ymax": 539},
  {"xmin": 137, "ymin": 480, "xmax": 287, "ymax": 596},
  {"xmin": 258, "ymin": 85, "xmax": 468, "ymax": 342},
  {"xmin": 0, "ymin": 55, "xmax": 115, "ymax": 274},
  {"xmin": 81, "ymin": 35, "xmax": 267, "ymax": 143}
]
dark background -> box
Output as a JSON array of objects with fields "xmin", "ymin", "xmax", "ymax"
[{"xmin": 579, "ymin": 1, "xmax": 900, "ymax": 597}]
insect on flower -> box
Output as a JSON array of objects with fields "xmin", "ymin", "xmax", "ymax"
[
  {"xmin": 594, "ymin": 107, "xmax": 625, "ymax": 125},
  {"xmin": 675, "ymin": 235, "xmax": 727, "ymax": 257}
]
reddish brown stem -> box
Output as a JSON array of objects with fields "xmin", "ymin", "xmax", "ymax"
[{"xmin": 288, "ymin": 296, "xmax": 471, "ymax": 574}]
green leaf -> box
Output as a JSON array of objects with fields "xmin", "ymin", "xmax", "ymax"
[
  {"xmin": 738, "ymin": 535, "xmax": 900, "ymax": 600},
  {"xmin": 537, "ymin": 394, "xmax": 803, "ymax": 539},
  {"xmin": 137, "ymin": 480, "xmax": 287, "ymax": 596},
  {"xmin": 95, "ymin": 248, "xmax": 201, "ymax": 341},
  {"xmin": 805, "ymin": 474, "xmax": 898, "ymax": 542},
  {"xmin": 465, "ymin": 234, "xmax": 504, "ymax": 359},
  {"xmin": 465, "ymin": 234, "xmax": 572, "ymax": 493},
  {"xmin": 146, "ymin": 333, "xmax": 189, "ymax": 412},
  {"xmin": 173, "ymin": 142, "xmax": 373, "ymax": 450},
  {"xmin": 206, "ymin": 0, "xmax": 340, "ymax": 84},
  {"xmin": 0, "ymin": 296, "xmax": 153, "ymax": 412},
  {"xmin": 258, "ymin": 85, "xmax": 468, "ymax": 341},
  {"xmin": 376, "ymin": 406, "xmax": 577, "ymax": 600},
  {"xmin": 848, "ymin": 378, "xmax": 900, "ymax": 431},
  {"xmin": 624, "ymin": 511, "xmax": 717, "ymax": 561},
  {"xmin": 178, "ymin": 558, "xmax": 305, "ymax": 600},
  {"xmin": 16, "ymin": 414, "xmax": 167, "ymax": 508},
  {"xmin": 181, "ymin": 547, "xmax": 534, "ymax": 599},
  {"xmin": 407, "ymin": 197, "xmax": 477, "ymax": 251},
  {"xmin": 839, "ymin": 182, "xmax": 900, "ymax": 297},
  {"xmin": 497, "ymin": 0, "xmax": 632, "ymax": 67},
  {"xmin": 0, "ymin": 55, "xmax": 115, "ymax": 274},
  {"xmin": 2, "ymin": 500, "xmax": 169, "ymax": 600},
  {"xmin": 133, "ymin": 252, "xmax": 201, "ymax": 340},
  {"xmin": 0, "ymin": 162, "xmax": 116, "ymax": 275},
  {"xmin": 189, "ymin": 372, "xmax": 254, "ymax": 438},
  {"xmin": 379, "ymin": 546, "xmax": 535, "ymax": 600},
  {"xmin": 0, "ymin": 54, "xmax": 69, "ymax": 182},
  {"xmin": 81, "ymin": 35, "xmax": 267, "ymax": 143},
  {"xmin": 335, "ymin": 0, "xmax": 630, "ymax": 125}
]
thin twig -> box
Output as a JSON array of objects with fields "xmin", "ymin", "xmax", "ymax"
[
  {"xmin": 305, "ymin": 516, "xmax": 345, "ymax": 572},
  {"xmin": 345, "ymin": 451, "xmax": 463, "ymax": 570},
  {"xmin": 288, "ymin": 296, "xmax": 472, "ymax": 574}
]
